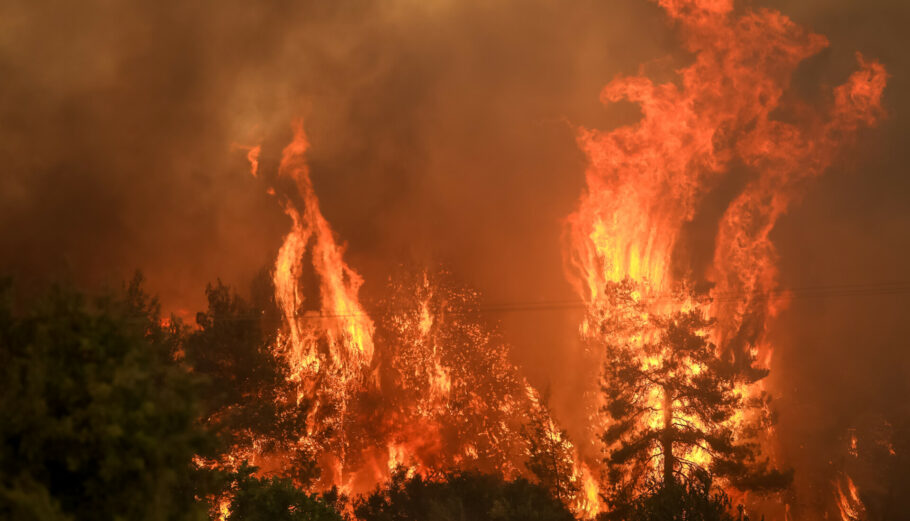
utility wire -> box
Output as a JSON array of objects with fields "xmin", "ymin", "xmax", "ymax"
[{"xmin": 165, "ymin": 280, "xmax": 910, "ymax": 321}]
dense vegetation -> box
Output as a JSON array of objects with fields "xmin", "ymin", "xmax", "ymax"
[
  {"xmin": 590, "ymin": 282, "xmax": 791, "ymax": 519},
  {"xmin": 0, "ymin": 276, "xmax": 214, "ymax": 520},
  {"xmin": 0, "ymin": 277, "xmax": 796, "ymax": 520},
  {"xmin": 355, "ymin": 469, "xmax": 576, "ymax": 521}
]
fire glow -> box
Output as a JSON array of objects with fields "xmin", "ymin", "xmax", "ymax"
[
  {"xmin": 226, "ymin": 0, "xmax": 886, "ymax": 518},
  {"xmin": 566, "ymin": 0, "xmax": 885, "ymax": 511}
]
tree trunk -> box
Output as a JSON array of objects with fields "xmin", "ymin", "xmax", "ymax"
[
  {"xmin": 662, "ymin": 387, "xmax": 674, "ymax": 487},
  {"xmin": 552, "ymin": 449, "xmax": 563, "ymax": 502}
]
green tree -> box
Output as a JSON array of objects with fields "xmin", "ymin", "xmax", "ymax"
[
  {"xmin": 225, "ymin": 463, "xmax": 341, "ymax": 521},
  {"xmin": 617, "ymin": 471, "xmax": 739, "ymax": 521},
  {"xmin": 184, "ymin": 276, "xmax": 316, "ymax": 485},
  {"xmin": 594, "ymin": 283, "xmax": 789, "ymax": 517},
  {"xmin": 354, "ymin": 469, "xmax": 576, "ymax": 521},
  {"xmin": 0, "ymin": 275, "xmax": 216, "ymax": 521},
  {"xmin": 523, "ymin": 396, "xmax": 582, "ymax": 506}
]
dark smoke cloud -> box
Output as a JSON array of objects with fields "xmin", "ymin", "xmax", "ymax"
[
  {"xmin": 0, "ymin": 0, "xmax": 670, "ymax": 426},
  {"xmin": 755, "ymin": 0, "xmax": 910, "ymax": 516},
  {"xmin": 1, "ymin": 0, "xmax": 907, "ymax": 516}
]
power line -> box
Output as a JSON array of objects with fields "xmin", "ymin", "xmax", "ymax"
[{"xmin": 169, "ymin": 280, "xmax": 910, "ymax": 321}]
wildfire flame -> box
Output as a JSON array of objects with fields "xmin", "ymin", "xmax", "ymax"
[
  {"xmin": 273, "ymin": 122, "xmax": 375, "ymax": 377},
  {"xmin": 240, "ymin": 129, "xmax": 598, "ymax": 515},
  {"xmin": 225, "ymin": 1, "xmax": 886, "ymax": 516},
  {"xmin": 836, "ymin": 474, "xmax": 866, "ymax": 521},
  {"xmin": 566, "ymin": 0, "xmax": 885, "ymax": 502}
]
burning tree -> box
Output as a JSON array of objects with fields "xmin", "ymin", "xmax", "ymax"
[
  {"xmin": 593, "ymin": 282, "xmax": 790, "ymax": 517},
  {"xmin": 184, "ymin": 277, "xmax": 318, "ymax": 485},
  {"xmin": 231, "ymin": 127, "xmax": 604, "ymax": 516},
  {"xmin": 375, "ymin": 269, "xmax": 541, "ymax": 476},
  {"xmin": 522, "ymin": 395, "xmax": 583, "ymax": 506},
  {"xmin": 562, "ymin": 0, "xmax": 887, "ymax": 516}
]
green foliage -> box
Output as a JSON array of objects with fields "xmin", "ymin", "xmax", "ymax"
[
  {"xmin": 354, "ymin": 469, "xmax": 577, "ymax": 521},
  {"xmin": 225, "ymin": 463, "xmax": 342, "ymax": 521},
  {"xmin": 184, "ymin": 275, "xmax": 317, "ymax": 485},
  {"xmin": 0, "ymin": 275, "xmax": 215, "ymax": 521},
  {"xmin": 602, "ymin": 471, "xmax": 739, "ymax": 521},
  {"xmin": 523, "ymin": 396, "xmax": 582, "ymax": 505}
]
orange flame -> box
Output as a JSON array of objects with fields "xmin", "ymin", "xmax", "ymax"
[
  {"xmin": 233, "ymin": 143, "xmax": 262, "ymax": 177},
  {"xmin": 239, "ymin": 122, "xmax": 377, "ymax": 492},
  {"xmin": 566, "ymin": 0, "xmax": 886, "ymax": 501},
  {"xmin": 273, "ymin": 122, "xmax": 374, "ymax": 377},
  {"xmin": 242, "ymin": 142, "xmax": 585, "ymax": 509},
  {"xmin": 836, "ymin": 474, "xmax": 866, "ymax": 521}
]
